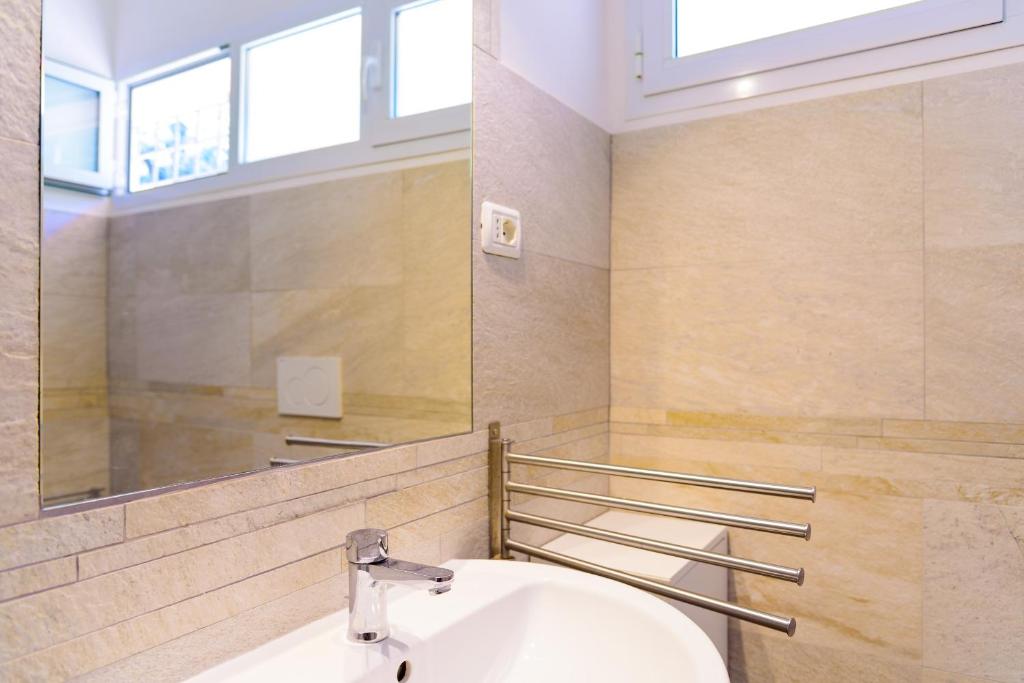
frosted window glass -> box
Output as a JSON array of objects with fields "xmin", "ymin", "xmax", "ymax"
[
  {"xmin": 394, "ymin": 0, "xmax": 472, "ymax": 118},
  {"xmin": 244, "ymin": 11, "xmax": 362, "ymax": 162},
  {"xmin": 129, "ymin": 57, "xmax": 231, "ymax": 192},
  {"xmin": 675, "ymin": 0, "xmax": 920, "ymax": 57},
  {"xmin": 43, "ymin": 76, "xmax": 100, "ymax": 174}
]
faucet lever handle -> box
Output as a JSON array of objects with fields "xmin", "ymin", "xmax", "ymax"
[{"xmin": 346, "ymin": 528, "xmax": 389, "ymax": 564}]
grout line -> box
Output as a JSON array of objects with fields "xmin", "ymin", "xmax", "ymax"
[{"xmin": 921, "ymin": 81, "xmax": 929, "ymax": 422}]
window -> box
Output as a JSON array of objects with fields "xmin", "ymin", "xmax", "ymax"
[
  {"xmin": 393, "ymin": 0, "xmax": 472, "ymax": 117},
  {"xmin": 42, "ymin": 61, "xmax": 114, "ymax": 191},
  {"xmin": 128, "ymin": 55, "xmax": 231, "ymax": 193},
  {"xmin": 640, "ymin": 0, "xmax": 1006, "ymax": 100},
  {"xmin": 242, "ymin": 10, "xmax": 363, "ymax": 163}
]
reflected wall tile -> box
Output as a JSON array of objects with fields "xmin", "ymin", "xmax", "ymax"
[
  {"xmin": 923, "ymin": 500, "xmax": 1024, "ymax": 682},
  {"xmin": 612, "ymin": 252, "xmax": 924, "ymax": 418},
  {"xmin": 131, "ymin": 198, "xmax": 250, "ymax": 297},
  {"xmin": 612, "ymin": 84, "xmax": 922, "ymax": 270},
  {"xmin": 250, "ymin": 287, "xmax": 403, "ymax": 395},
  {"xmin": 136, "ymin": 422, "xmax": 260, "ymax": 491},
  {"xmin": 474, "ymin": 49, "xmax": 610, "ymax": 268},
  {"xmin": 136, "ymin": 292, "xmax": 250, "ymax": 386},
  {"xmin": 39, "ymin": 409, "xmax": 109, "ymax": 500},
  {"xmin": 250, "ymin": 173, "xmax": 403, "ymax": 291},
  {"xmin": 40, "ymin": 293, "xmax": 107, "ymax": 390},
  {"xmin": 925, "ymin": 246, "xmax": 1024, "ymax": 423},
  {"xmin": 41, "ymin": 210, "xmax": 107, "ymax": 298}
]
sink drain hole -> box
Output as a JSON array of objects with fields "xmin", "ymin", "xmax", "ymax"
[{"xmin": 396, "ymin": 660, "xmax": 411, "ymax": 682}]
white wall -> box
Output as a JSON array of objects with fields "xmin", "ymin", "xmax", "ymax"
[
  {"xmin": 43, "ymin": 0, "xmax": 117, "ymax": 78},
  {"xmin": 498, "ymin": 0, "xmax": 612, "ymax": 131}
]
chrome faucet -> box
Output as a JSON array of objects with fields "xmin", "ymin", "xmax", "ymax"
[{"xmin": 345, "ymin": 528, "xmax": 454, "ymax": 643}]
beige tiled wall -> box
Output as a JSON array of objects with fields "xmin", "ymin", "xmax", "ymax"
[
  {"xmin": 40, "ymin": 208, "xmax": 111, "ymax": 502},
  {"xmin": 0, "ymin": 1, "xmax": 612, "ymax": 679},
  {"xmin": 103, "ymin": 161, "xmax": 472, "ymax": 493},
  {"xmin": 611, "ymin": 65, "xmax": 1024, "ymax": 682}
]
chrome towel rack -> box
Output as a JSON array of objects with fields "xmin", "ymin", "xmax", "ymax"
[{"xmin": 488, "ymin": 422, "xmax": 815, "ymax": 636}]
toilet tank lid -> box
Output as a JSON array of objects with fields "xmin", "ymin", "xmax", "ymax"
[{"xmin": 540, "ymin": 510, "xmax": 728, "ymax": 584}]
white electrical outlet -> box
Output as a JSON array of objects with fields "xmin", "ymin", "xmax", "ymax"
[
  {"xmin": 276, "ymin": 356, "xmax": 342, "ymax": 418},
  {"xmin": 481, "ymin": 201, "xmax": 522, "ymax": 258}
]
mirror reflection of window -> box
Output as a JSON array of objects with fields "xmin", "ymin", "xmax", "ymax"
[
  {"xmin": 43, "ymin": 76, "xmax": 101, "ymax": 172},
  {"xmin": 242, "ymin": 10, "xmax": 363, "ymax": 163},
  {"xmin": 393, "ymin": 0, "xmax": 472, "ymax": 118},
  {"xmin": 128, "ymin": 54, "xmax": 232, "ymax": 192}
]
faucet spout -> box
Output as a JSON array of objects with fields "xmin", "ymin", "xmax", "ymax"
[
  {"xmin": 367, "ymin": 558, "xmax": 455, "ymax": 594},
  {"xmin": 345, "ymin": 529, "xmax": 455, "ymax": 643}
]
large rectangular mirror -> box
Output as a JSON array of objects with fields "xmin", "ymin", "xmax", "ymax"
[{"xmin": 39, "ymin": 0, "xmax": 473, "ymax": 507}]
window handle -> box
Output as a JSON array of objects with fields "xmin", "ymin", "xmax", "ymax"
[{"xmin": 362, "ymin": 41, "xmax": 382, "ymax": 101}]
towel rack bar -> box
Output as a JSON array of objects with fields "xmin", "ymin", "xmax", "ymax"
[
  {"xmin": 284, "ymin": 436, "xmax": 392, "ymax": 449},
  {"xmin": 507, "ymin": 481, "xmax": 811, "ymax": 539},
  {"xmin": 506, "ymin": 510, "xmax": 804, "ymax": 584},
  {"xmin": 507, "ymin": 452, "xmax": 815, "ymax": 501},
  {"xmin": 506, "ymin": 539, "xmax": 797, "ymax": 636}
]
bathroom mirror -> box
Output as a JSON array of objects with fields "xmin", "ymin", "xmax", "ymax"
[{"xmin": 39, "ymin": 0, "xmax": 473, "ymax": 507}]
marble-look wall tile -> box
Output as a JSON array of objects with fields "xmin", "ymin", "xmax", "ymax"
[
  {"xmin": 40, "ymin": 294, "xmax": 107, "ymax": 389},
  {"xmin": 612, "ymin": 252, "xmax": 924, "ymax": 418},
  {"xmin": 76, "ymin": 573, "xmax": 347, "ymax": 683},
  {"xmin": 729, "ymin": 627, "xmax": 924, "ymax": 683},
  {"xmin": 612, "ymin": 84, "xmax": 922, "ymax": 271},
  {"xmin": 1, "ymin": 550, "xmax": 341, "ymax": 681},
  {"xmin": 131, "ymin": 198, "xmax": 250, "ymax": 297},
  {"xmin": 400, "ymin": 162, "xmax": 472, "ymax": 404},
  {"xmin": 249, "ymin": 287, "xmax": 403, "ymax": 393},
  {"xmin": 249, "ymin": 173, "xmax": 403, "ymax": 291},
  {"xmin": 923, "ymin": 63, "xmax": 1024, "ymax": 424},
  {"xmin": 474, "ymin": 249, "xmax": 610, "ymax": 427},
  {"xmin": 0, "ymin": 504, "xmax": 363, "ymax": 661},
  {"xmin": 0, "ymin": 557, "xmax": 75, "ymax": 603},
  {"xmin": 925, "ymin": 246, "xmax": 1024, "ymax": 424},
  {"xmin": 124, "ymin": 444, "xmax": 417, "ymax": 537},
  {"xmin": 41, "ymin": 210, "xmax": 107, "ymax": 298},
  {"xmin": 0, "ymin": 137, "xmax": 41, "ymax": 526},
  {"xmin": 40, "ymin": 408, "xmax": 110, "ymax": 500},
  {"xmin": 135, "ymin": 292, "xmax": 250, "ymax": 386},
  {"xmin": 474, "ymin": 49, "xmax": 610, "ymax": 269},
  {"xmin": 366, "ymin": 466, "xmax": 487, "ymax": 530},
  {"xmin": 923, "ymin": 500, "xmax": 1024, "ymax": 682},
  {"xmin": 0, "ymin": 0, "xmax": 40, "ymax": 144},
  {"xmin": 0, "ymin": 507, "xmax": 123, "ymax": 572},
  {"xmin": 79, "ymin": 478, "xmax": 394, "ymax": 580}
]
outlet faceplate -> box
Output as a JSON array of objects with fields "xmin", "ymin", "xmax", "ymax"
[{"xmin": 481, "ymin": 201, "xmax": 522, "ymax": 258}]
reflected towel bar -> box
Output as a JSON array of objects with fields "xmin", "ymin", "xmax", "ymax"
[
  {"xmin": 284, "ymin": 436, "xmax": 392, "ymax": 449},
  {"xmin": 488, "ymin": 421, "xmax": 814, "ymax": 636}
]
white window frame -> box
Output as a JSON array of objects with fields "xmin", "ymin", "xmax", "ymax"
[
  {"xmin": 42, "ymin": 60, "xmax": 115, "ymax": 192},
  {"xmin": 364, "ymin": 0, "xmax": 471, "ymax": 148},
  {"xmin": 112, "ymin": 1, "xmax": 471, "ymax": 212},
  {"xmin": 637, "ymin": 0, "xmax": 1012, "ymax": 108}
]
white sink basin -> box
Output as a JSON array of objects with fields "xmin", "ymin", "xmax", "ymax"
[{"xmin": 187, "ymin": 559, "xmax": 729, "ymax": 682}]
